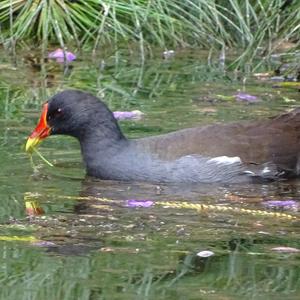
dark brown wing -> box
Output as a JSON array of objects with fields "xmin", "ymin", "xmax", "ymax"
[{"xmin": 137, "ymin": 108, "xmax": 300, "ymax": 173}]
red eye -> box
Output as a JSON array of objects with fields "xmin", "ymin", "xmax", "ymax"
[{"xmin": 48, "ymin": 108, "xmax": 62, "ymax": 120}]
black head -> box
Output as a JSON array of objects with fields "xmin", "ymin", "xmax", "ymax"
[
  {"xmin": 26, "ymin": 90, "xmax": 125, "ymax": 153},
  {"xmin": 46, "ymin": 90, "xmax": 124, "ymax": 140}
]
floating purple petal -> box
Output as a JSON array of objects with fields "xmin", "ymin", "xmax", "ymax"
[
  {"xmin": 263, "ymin": 200, "xmax": 298, "ymax": 210},
  {"xmin": 32, "ymin": 241, "xmax": 57, "ymax": 247},
  {"xmin": 235, "ymin": 92, "xmax": 259, "ymax": 103},
  {"xmin": 126, "ymin": 200, "xmax": 154, "ymax": 208},
  {"xmin": 48, "ymin": 48, "xmax": 76, "ymax": 63},
  {"xmin": 113, "ymin": 110, "xmax": 144, "ymax": 120}
]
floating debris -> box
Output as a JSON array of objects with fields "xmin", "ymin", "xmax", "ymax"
[
  {"xmin": 270, "ymin": 76, "xmax": 285, "ymax": 82},
  {"xmin": 163, "ymin": 50, "xmax": 175, "ymax": 59},
  {"xmin": 271, "ymin": 247, "xmax": 300, "ymax": 253},
  {"xmin": 253, "ymin": 72, "xmax": 272, "ymax": 79},
  {"xmin": 196, "ymin": 250, "xmax": 214, "ymax": 258},
  {"xmin": 216, "ymin": 94, "xmax": 235, "ymax": 101},
  {"xmin": 0, "ymin": 235, "xmax": 39, "ymax": 242},
  {"xmin": 234, "ymin": 92, "xmax": 260, "ymax": 103},
  {"xmin": 273, "ymin": 82, "xmax": 300, "ymax": 89},
  {"xmin": 283, "ymin": 97, "xmax": 296, "ymax": 103},
  {"xmin": 216, "ymin": 92, "xmax": 260, "ymax": 103}
]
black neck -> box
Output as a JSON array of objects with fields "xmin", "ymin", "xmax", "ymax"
[{"xmin": 76, "ymin": 114, "xmax": 129, "ymax": 175}]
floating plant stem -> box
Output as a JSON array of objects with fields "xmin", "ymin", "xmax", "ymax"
[{"xmin": 32, "ymin": 147, "xmax": 54, "ymax": 167}]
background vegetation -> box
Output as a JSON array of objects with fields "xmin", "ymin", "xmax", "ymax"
[{"xmin": 0, "ymin": 0, "xmax": 299, "ymax": 68}]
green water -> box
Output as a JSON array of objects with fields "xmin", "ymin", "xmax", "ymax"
[{"xmin": 0, "ymin": 47, "xmax": 299, "ymax": 300}]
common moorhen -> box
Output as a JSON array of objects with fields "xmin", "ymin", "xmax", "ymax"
[{"xmin": 26, "ymin": 90, "xmax": 300, "ymax": 183}]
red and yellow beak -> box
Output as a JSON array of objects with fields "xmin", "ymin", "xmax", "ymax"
[{"xmin": 26, "ymin": 103, "xmax": 51, "ymax": 153}]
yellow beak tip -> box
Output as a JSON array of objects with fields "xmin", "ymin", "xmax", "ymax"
[{"xmin": 25, "ymin": 137, "xmax": 41, "ymax": 153}]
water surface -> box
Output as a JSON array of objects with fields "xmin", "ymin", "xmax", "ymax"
[{"xmin": 0, "ymin": 47, "xmax": 299, "ymax": 299}]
